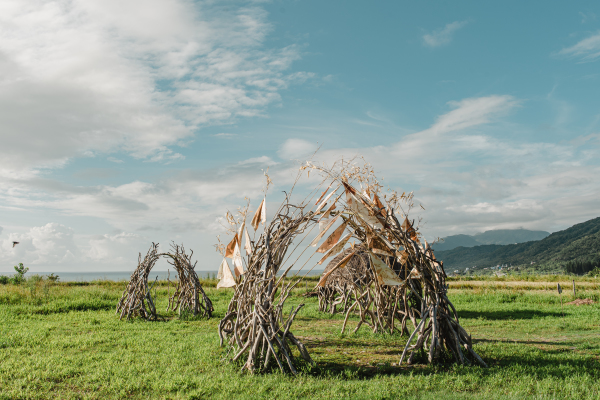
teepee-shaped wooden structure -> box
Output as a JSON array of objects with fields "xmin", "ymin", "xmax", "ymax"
[{"xmin": 217, "ymin": 159, "xmax": 486, "ymax": 373}]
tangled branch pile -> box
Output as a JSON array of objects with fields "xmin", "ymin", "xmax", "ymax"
[
  {"xmin": 217, "ymin": 158, "xmax": 486, "ymax": 372},
  {"xmin": 312, "ymin": 162, "xmax": 486, "ymax": 367},
  {"xmin": 117, "ymin": 242, "xmax": 213, "ymax": 320},
  {"xmin": 218, "ymin": 203, "xmax": 315, "ymax": 374}
]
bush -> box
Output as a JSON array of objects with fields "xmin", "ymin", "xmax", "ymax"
[
  {"xmin": 587, "ymin": 267, "xmax": 600, "ymax": 277},
  {"xmin": 12, "ymin": 263, "xmax": 28, "ymax": 284},
  {"xmin": 0, "ymin": 276, "xmax": 9, "ymax": 285}
]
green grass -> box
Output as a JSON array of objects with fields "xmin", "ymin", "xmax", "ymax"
[{"xmin": 0, "ymin": 279, "xmax": 599, "ymax": 399}]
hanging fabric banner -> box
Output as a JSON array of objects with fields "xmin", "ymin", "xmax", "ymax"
[
  {"xmin": 232, "ymin": 242, "xmax": 245, "ymax": 277},
  {"xmin": 243, "ymin": 226, "xmax": 253, "ymax": 254},
  {"xmin": 317, "ymin": 234, "xmax": 352, "ymax": 264},
  {"xmin": 317, "ymin": 251, "xmax": 356, "ymax": 287},
  {"xmin": 251, "ymin": 198, "xmax": 266, "ymax": 231},
  {"xmin": 217, "ymin": 259, "xmax": 236, "ymax": 288},
  {"xmin": 317, "ymin": 221, "xmax": 348, "ymax": 253},
  {"xmin": 310, "ymin": 215, "xmax": 340, "ymax": 247},
  {"xmin": 369, "ymin": 252, "xmax": 404, "ymax": 286}
]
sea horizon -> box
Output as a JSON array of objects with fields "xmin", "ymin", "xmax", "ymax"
[{"xmin": 0, "ymin": 269, "xmax": 325, "ymax": 282}]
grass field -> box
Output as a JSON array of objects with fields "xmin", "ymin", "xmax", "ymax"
[{"xmin": 0, "ymin": 277, "xmax": 599, "ymax": 399}]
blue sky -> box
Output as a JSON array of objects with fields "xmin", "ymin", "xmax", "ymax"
[{"xmin": 1, "ymin": 0, "xmax": 599, "ymax": 272}]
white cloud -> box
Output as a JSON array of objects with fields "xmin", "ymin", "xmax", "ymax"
[
  {"xmin": 0, "ymin": 0, "xmax": 305, "ymax": 174},
  {"xmin": 213, "ymin": 133, "xmax": 237, "ymax": 139},
  {"xmin": 0, "ymin": 223, "xmax": 152, "ymax": 271},
  {"xmin": 423, "ymin": 21, "xmax": 468, "ymax": 47},
  {"xmin": 278, "ymin": 138, "xmax": 319, "ymax": 160},
  {"xmin": 86, "ymin": 232, "xmax": 145, "ymax": 263},
  {"xmin": 579, "ymin": 12, "xmax": 596, "ymax": 24},
  {"xmin": 422, "ymin": 95, "xmax": 518, "ymax": 135},
  {"xmin": 2, "ymin": 94, "xmax": 599, "ymax": 270},
  {"xmin": 299, "ymin": 94, "xmax": 600, "ymax": 237},
  {"xmin": 0, "ymin": 223, "xmax": 78, "ymax": 266},
  {"xmin": 559, "ymin": 31, "xmax": 600, "ymax": 61},
  {"xmin": 0, "ymin": 156, "xmax": 290, "ymax": 235}
]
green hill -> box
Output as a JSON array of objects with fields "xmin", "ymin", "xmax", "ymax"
[
  {"xmin": 473, "ymin": 229, "xmax": 549, "ymax": 245},
  {"xmin": 435, "ymin": 216, "xmax": 600, "ymax": 271},
  {"xmin": 432, "ymin": 229, "xmax": 549, "ymax": 251}
]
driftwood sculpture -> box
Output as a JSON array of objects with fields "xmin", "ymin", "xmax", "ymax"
[
  {"xmin": 317, "ymin": 241, "xmax": 420, "ymax": 337},
  {"xmin": 217, "ymin": 158, "xmax": 486, "ymax": 373},
  {"xmin": 117, "ymin": 242, "xmax": 213, "ymax": 320},
  {"xmin": 218, "ymin": 203, "xmax": 315, "ymax": 374}
]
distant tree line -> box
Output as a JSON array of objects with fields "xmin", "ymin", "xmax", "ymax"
[{"xmin": 564, "ymin": 258, "xmax": 600, "ymax": 275}]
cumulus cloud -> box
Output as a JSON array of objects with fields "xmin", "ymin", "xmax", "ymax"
[
  {"xmin": 0, "ymin": 223, "xmax": 78, "ymax": 266},
  {"xmin": 423, "ymin": 21, "xmax": 468, "ymax": 47},
  {"xmin": 213, "ymin": 133, "xmax": 237, "ymax": 139},
  {"xmin": 0, "ymin": 0, "xmax": 305, "ymax": 175},
  {"xmin": 0, "ymin": 156, "xmax": 294, "ymax": 234},
  {"xmin": 559, "ymin": 31, "xmax": 600, "ymax": 61},
  {"xmin": 298, "ymin": 95, "xmax": 600, "ymax": 237},
  {"xmin": 11, "ymin": 94, "xmax": 580, "ymax": 241},
  {"xmin": 2, "ymin": 93, "xmax": 599, "ymax": 270},
  {"xmin": 86, "ymin": 232, "xmax": 146, "ymax": 263},
  {"xmin": 0, "ymin": 223, "xmax": 152, "ymax": 271},
  {"xmin": 278, "ymin": 138, "xmax": 319, "ymax": 160}
]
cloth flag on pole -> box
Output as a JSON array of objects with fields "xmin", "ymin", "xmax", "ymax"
[
  {"xmin": 317, "ymin": 251, "xmax": 356, "ymax": 287},
  {"xmin": 317, "ymin": 233, "xmax": 352, "ymax": 265},
  {"xmin": 251, "ymin": 197, "xmax": 267, "ymax": 231},
  {"xmin": 316, "ymin": 222, "xmax": 348, "ymax": 253},
  {"xmin": 369, "ymin": 252, "xmax": 404, "ymax": 286},
  {"xmin": 217, "ymin": 259, "xmax": 236, "ymax": 288},
  {"xmin": 232, "ymin": 242, "xmax": 245, "ymax": 277}
]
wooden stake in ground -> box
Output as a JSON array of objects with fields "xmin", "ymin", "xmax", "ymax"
[{"xmin": 558, "ymin": 283, "xmax": 564, "ymax": 318}]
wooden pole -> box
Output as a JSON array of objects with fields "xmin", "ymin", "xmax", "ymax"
[{"xmin": 557, "ymin": 283, "xmax": 564, "ymax": 318}]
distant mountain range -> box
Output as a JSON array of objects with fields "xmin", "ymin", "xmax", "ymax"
[
  {"xmin": 432, "ymin": 229, "xmax": 550, "ymax": 252},
  {"xmin": 434, "ymin": 217, "xmax": 600, "ymax": 270}
]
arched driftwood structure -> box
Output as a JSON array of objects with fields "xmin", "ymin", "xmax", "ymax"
[
  {"xmin": 318, "ymin": 245, "xmax": 423, "ymax": 336},
  {"xmin": 218, "ymin": 159, "xmax": 487, "ymax": 373},
  {"xmin": 218, "ymin": 205, "xmax": 315, "ymax": 374},
  {"xmin": 116, "ymin": 242, "xmax": 213, "ymax": 320},
  {"xmin": 318, "ymin": 247, "xmax": 371, "ymax": 314}
]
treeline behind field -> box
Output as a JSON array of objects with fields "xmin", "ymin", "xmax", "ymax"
[
  {"xmin": 564, "ymin": 259, "xmax": 600, "ymax": 275},
  {"xmin": 435, "ymin": 216, "xmax": 600, "ymax": 272}
]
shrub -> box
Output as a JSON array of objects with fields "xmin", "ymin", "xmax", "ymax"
[
  {"xmin": 0, "ymin": 276, "xmax": 9, "ymax": 285},
  {"xmin": 12, "ymin": 263, "xmax": 28, "ymax": 284},
  {"xmin": 587, "ymin": 267, "xmax": 600, "ymax": 277}
]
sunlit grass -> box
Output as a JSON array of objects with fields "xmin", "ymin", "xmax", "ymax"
[{"xmin": 0, "ymin": 278, "xmax": 598, "ymax": 399}]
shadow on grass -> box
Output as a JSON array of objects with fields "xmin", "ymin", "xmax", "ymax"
[
  {"xmin": 16, "ymin": 301, "xmax": 115, "ymax": 315},
  {"xmin": 474, "ymin": 337, "xmax": 600, "ymax": 351},
  {"xmin": 293, "ymin": 333, "xmax": 600, "ymax": 380},
  {"xmin": 458, "ymin": 309, "xmax": 563, "ymax": 320},
  {"xmin": 304, "ymin": 353, "xmax": 600, "ymax": 380}
]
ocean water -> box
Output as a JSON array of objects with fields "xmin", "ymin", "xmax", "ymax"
[{"xmin": 0, "ymin": 269, "xmax": 324, "ymax": 282}]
